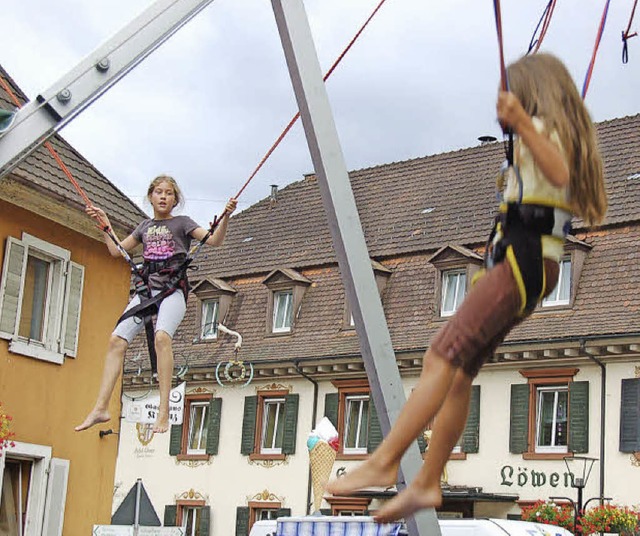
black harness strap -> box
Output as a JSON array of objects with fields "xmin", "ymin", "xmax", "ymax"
[
  {"xmin": 116, "ymin": 255, "xmax": 192, "ymax": 376},
  {"xmin": 485, "ymin": 203, "xmax": 558, "ymax": 315}
]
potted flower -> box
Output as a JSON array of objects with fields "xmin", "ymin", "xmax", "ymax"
[
  {"xmin": 0, "ymin": 402, "xmax": 15, "ymax": 456},
  {"xmin": 521, "ymin": 500, "xmax": 575, "ymax": 532},
  {"xmin": 579, "ymin": 504, "xmax": 639, "ymax": 536}
]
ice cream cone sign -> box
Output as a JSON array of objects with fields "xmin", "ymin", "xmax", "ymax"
[{"xmin": 307, "ymin": 417, "xmax": 339, "ymax": 512}]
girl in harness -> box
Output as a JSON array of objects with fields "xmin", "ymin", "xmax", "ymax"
[
  {"xmin": 327, "ymin": 53, "xmax": 607, "ymax": 521},
  {"xmin": 76, "ymin": 175, "xmax": 237, "ymax": 433}
]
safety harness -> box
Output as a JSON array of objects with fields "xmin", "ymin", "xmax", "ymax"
[{"xmin": 482, "ymin": 201, "xmax": 571, "ymax": 315}]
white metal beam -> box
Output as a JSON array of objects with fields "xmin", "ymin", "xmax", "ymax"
[{"xmin": 0, "ymin": 0, "xmax": 216, "ymax": 178}]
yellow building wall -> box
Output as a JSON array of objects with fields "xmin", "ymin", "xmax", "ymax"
[{"xmin": 0, "ymin": 198, "xmax": 133, "ymax": 535}]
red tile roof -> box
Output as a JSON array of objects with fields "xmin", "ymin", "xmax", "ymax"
[
  {"xmin": 0, "ymin": 65, "xmax": 146, "ymax": 231},
  {"xmin": 127, "ymin": 114, "xmax": 640, "ymax": 372}
]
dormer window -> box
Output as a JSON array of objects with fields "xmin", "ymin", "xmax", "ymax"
[
  {"xmin": 441, "ymin": 269, "xmax": 467, "ymax": 317},
  {"xmin": 542, "ymin": 258, "xmax": 571, "ymax": 307},
  {"xmin": 428, "ymin": 245, "xmax": 483, "ymax": 319},
  {"xmin": 343, "ymin": 260, "xmax": 392, "ymax": 330},
  {"xmin": 191, "ymin": 277, "xmax": 237, "ymax": 342},
  {"xmin": 273, "ymin": 290, "xmax": 293, "ymax": 333},
  {"xmin": 539, "ymin": 236, "xmax": 591, "ymax": 311},
  {"xmin": 201, "ymin": 299, "xmax": 219, "ymax": 339},
  {"xmin": 262, "ymin": 268, "xmax": 311, "ymax": 335}
]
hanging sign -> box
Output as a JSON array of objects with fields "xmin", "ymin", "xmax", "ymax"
[{"xmin": 125, "ymin": 382, "xmax": 186, "ymax": 425}]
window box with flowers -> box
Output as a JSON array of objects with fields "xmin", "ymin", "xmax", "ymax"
[
  {"xmin": 521, "ymin": 501, "xmax": 575, "ymax": 532},
  {"xmin": 579, "ymin": 504, "xmax": 639, "ymax": 536}
]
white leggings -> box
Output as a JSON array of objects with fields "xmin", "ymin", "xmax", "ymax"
[{"xmin": 112, "ymin": 290, "xmax": 187, "ymax": 344}]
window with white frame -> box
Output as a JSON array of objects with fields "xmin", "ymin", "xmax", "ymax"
[
  {"xmin": 255, "ymin": 508, "xmax": 278, "ymax": 521},
  {"xmin": 0, "ymin": 442, "xmax": 69, "ymax": 536},
  {"xmin": 344, "ymin": 395, "xmax": 370, "ymax": 454},
  {"xmin": 0, "ymin": 234, "xmax": 84, "ymax": 364},
  {"xmin": 542, "ymin": 258, "xmax": 571, "ymax": 307},
  {"xmin": 200, "ymin": 299, "xmax": 218, "ymax": 339},
  {"xmin": 181, "ymin": 505, "xmax": 205, "ymax": 536},
  {"xmin": 535, "ymin": 385, "xmax": 568, "ymax": 453},
  {"xmin": 187, "ymin": 401, "xmax": 209, "ymax": 455},
  {"xmin": 260, "ymin": 398, "xmax": 285, "ymax": 454},
  {"xmin": 441, "ymin": 269, "xmax": 466, "ymax": 317},
  {"xmin": 272, "ymin": 290, "xmax": 293, "ymax": 333}
]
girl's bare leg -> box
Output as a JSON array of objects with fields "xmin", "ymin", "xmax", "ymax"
[
  {"xmin": 153, "ymin": 330, "xmax": 174, "ymax": 433},
  {"xmin": 374, "ymin": 369, "xmax": 474, "ymax": 523},
  {"xmin": 326, "ymin": 350, "xmax": 457, "ymax": 495},
  {"xmin": 75, "ymin": 335, "xmax": 129, "ymax": 431}
]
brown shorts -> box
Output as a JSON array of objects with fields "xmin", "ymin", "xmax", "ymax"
[{"xmin": 431, "ymin": 259, "xmax": 559, "ymax": 378}]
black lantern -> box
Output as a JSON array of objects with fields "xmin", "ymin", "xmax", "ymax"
[{"xmin": 563, "ymin": 456, "xmax": 598, "ymax": 535}]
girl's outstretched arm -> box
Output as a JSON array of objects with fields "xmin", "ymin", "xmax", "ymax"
[
  {"xmin": 85, "ymin": 205, "xmax": 140, "ymax": 257},
  {"xmin": 496, "ymin": 91, "xmax": 570, "ymax": 188},
  {"xmin": 191, "ymin": 198, "xmax": 238, "ymax": 247}
]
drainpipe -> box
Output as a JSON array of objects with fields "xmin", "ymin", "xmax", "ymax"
[
  {"xmin": 581, "ymin": 339, "xmax": 606, "ymax": 504},
  {"xmin": 294, "ymin": 360, "xmax": 319, "ymax": 516}
]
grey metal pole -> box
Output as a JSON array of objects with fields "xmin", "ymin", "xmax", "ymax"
[
  {"xmin": 270, "ymin": 1, "xmax": 440, "ymax": 535},
  {"xmin": 134, "ymin": 478, "xmax": 142, "ymax": 535}
]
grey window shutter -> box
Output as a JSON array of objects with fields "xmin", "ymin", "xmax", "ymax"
[
  {"xmin": 510, "ymin": 384, "xmax": 530, "ymax": 454},
  {"xmin": 235, "ymin": 506, "xmax": 250, "ymax": 536},
  {"xmin": 367, "ymin": 398, "xmax": 383, "ymax": 453},
  {"xmin": 169, "ymin": 424, "xmax": 183, "ymax": 456},
  {"xmin": 61, "ymin": 261, "xmax": 84, "ymax": 357},
  {"xmin": 206, "ymin": 398, "xmax": 223, "ymax": 455},
  {"xmin": 324, "ymin": 393, "xmax": 339, "ymax": 427},
  {"xmin": 198, "ymin": 506, "xmax": 211, "ymax": 534},
  {"xmin": 320, "ymin": 509, "xmax": 332, "ymax": 516},
  {"xmin": 241, "ymin": 396, "xmax": 258, "ymax": 455},
  {"xmin": 620, "ymin": 378, "xmax": 640, "ymax": 452},
  {"xmin": 0, "ymin": 237, "xmax": 26, "ymax": 339},
  {"xmin": 164, "ymin": 505, "xmax": 177, "ymax": 526},
  {"xmin": 42, "ymin": 458, "xmax": 70, "ymax": 536},
  {"xmin": 569, "ymin": 381, "xmax": 589, "ymax": 453},
  {"xmin": 462, "ymin": 385, "xmax": 481, "ymax": 453},
  {"xmin": 282, "ymin": 394, "xmax": 299, "ymax": 455},
  {"xmin": 276, "ymin": 508, "xmax": 291, "ymax": 517}
]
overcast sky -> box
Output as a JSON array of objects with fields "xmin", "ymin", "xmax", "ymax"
[{"xmin": 1, "ymin": 0, "xmax": 638, "ymax": 226}]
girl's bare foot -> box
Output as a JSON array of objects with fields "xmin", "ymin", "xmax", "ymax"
[
  {"xmin": 326, "ymin": 458, "xmax": 398, "ymax": 496},
  {"xmin": 374, "ymin": 481, "xmax": 442, "ymax": 523},
  {"xmin": 152, "ymin": 412, "xmax": 170, "ymax": 433},
  {"xmin": 75, "ymin": 409, "xmax": 110, "ymax": 431}
]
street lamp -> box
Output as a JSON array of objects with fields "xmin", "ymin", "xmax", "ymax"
[{"xmin": 563, "ymin": 456, "xmax": 598, "ymax": 535}]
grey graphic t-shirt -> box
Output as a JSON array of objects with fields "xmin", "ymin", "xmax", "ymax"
[{"xmin": 132, "ymin": 215, "xmax": 199, "ymax": 290}]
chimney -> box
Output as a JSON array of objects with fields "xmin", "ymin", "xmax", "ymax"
[
  {"xmin": 478, "ymin": 135, "xmax": 497, "ymax": 146},
  {"xmin": 270, "ymin": 184, "xmax": 278, "ymax": 203}
]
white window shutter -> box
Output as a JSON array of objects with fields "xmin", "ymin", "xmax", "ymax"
[
  {"xmin": 42, "ymin": 458, "xmax": 69, "ymax": 536},
  {"xmin": 0, "ymin": 237, "xmax": 27, "ymax": 339},
  {"xmin": 61, "ymin": 261, "xmax": 84, "ymax": 357}
]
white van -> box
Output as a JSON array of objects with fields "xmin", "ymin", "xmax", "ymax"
[{"xmin": 248, "ymin": 517, "xmax": 574, "ymax": 536}]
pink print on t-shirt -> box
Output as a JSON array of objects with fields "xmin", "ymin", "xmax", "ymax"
[{"xmin": 144, "ymin": 224, "xmax": 176, "ymax": 261}]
